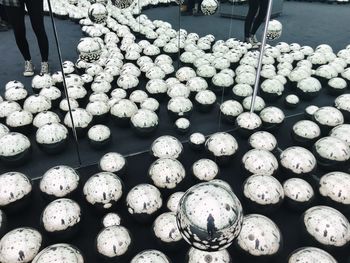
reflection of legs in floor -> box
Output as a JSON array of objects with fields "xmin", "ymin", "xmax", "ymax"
[
  {"xmin": 251, "ymin": 0, "xmax": 269, "ymax": 36},
  {"xmin": 244, "ymin": 0, "xmax": 259, "ymax": 39},
  {"xmin": 0, "ymin": 5, "xmax": 11, "ymax": 31}
]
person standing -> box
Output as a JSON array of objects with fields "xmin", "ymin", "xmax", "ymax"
[
  {"xmin": 244, "ymin": 0, "xmax": 269, "ymax": 47},
  {"xmin": 0, "ymin": 0, "xmax": 49, "ymax": 76}
]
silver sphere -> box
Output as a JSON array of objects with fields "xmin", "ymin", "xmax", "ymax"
[
  {"xmin": 102, "ymin": 212, "xmax": 121, "ymax": 227},
  {"xmin": 167, "ymin": 192, "xmax": 185, "ymax": 212},
  {"xmin": 288, "ymin": 247, "xmax": 337, "ymax": 263},
  {"xmin": 186, "ymin": 247, "xmax": 231, "ymax": 263},
  {"xmin": 283, "ymin": 178, "xmax": 314, "ymax": 208},
  {"xmin": 302, "ymin": 206, "xmax": 350, "ymax": 247},
  {"xmin": 319, "ymin": 171, "xmax": 350, "ymax": 206},
  {"xmin": 99, "ymin": 152, "xmax": 126, "ymax": 175},
  {"xmin": 236, "ymin": 214, "xmax": 282, "ymax": 257},
  {"xmin": 205, "ymin": 132, "xmax": 239, "ymax": 164},
  {"xmin": 153, "ymin": 212, "xmax": 183, "ymax": 244},
  {"xmin": 131, "ymin": 250, "xmax": 171, "ymax": 263},
  {"xmin": 176, "ymin": 181, "xmax": 243, "ymax": 251},
  {"xmin": 242, "ymin": 149, "xmax": 278, "ymax": 176},
  {"xmin": 88, "ymin": 3, "xmax": 108, "ymax": 24},
  {"xmin": 32, "ymin": 243, "xmax": 84, "ymax": 263},
  {"xmin": 248, "ymin": 131, "xmax": 277, "ymax": 152},
  {"xmin": 151, "ymin": 136, "xmax": 183, "ymax": 159},
  {"xmin": 191, "ymin": 159, "xmax": 219, "ymax": 181}
]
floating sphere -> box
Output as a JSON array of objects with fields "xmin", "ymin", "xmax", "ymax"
[
  {"xmin": 0, "ymin": 124, "xmax": 9, "ymax": 139},
  {"xmin": 167, "ymin": 97, "xmax": 193, "ymax": 120},
  {"xmin": 285, "ymin": 94, "xmax": 300, "ymax": 108},
  {"xmin": 130, "ymin": 250, "xmax": 171, "ymax": 263},
  {"xmin": 0, "ymin": 228, "xmax": 41, "ymax": 263},
  {"xmin": 96, "ymin": 226, "xmax": 132, "ymax": 260},
  {"xmin": 126, "ymin": 184, "xmax": 163, "ymax": 222},
  {"xmin": 23, "ymin": 94, "xmax": 51, "ymax": 114},
  {"xmin": 102, "ymin": 213, "xmax": 121, "ymax": 228},
  {"xmin": 305, "ymin": 105, "xmax": 319, "ymax": 119},
  {"xmin": 99, "ymin": 152, "xmax": 126, "ymax": 175},
  {"xmin": 235, "ymin": 112, "xmax": 262, "ymax": 137},
  {"xmin": 153, "ymin": 212, "xmax": 183, "ymax": 247},
  {"xmin": 280, "ymin": 146, "xmax": 317, "ymax": 179},
  {"xmin": 167, "ymin": 192, "xmax": 185, "ymax": 213},
  {"xmin": 302, "ymin": 206, "xmax": 350, "ymax": 248},
  {"xmin": 0, "ymin": 101, "xmax": 21, "ymax": 121},
  {"xmin": 242, "ymin": 149, "xmax": 278, "ymax": 176},
  {"xmin": 40, "ymin": 165, "xmax": 79, "ymax": 199},
  {"xmin": 186, "ymin": 247, "xmax": 232, "ymax": 263},
  {"xmin": 292, "ymin": 120, "xmax": 321, "ymax": 147},
  {"xmin": 6, "ymin": 110, "xmax": 33, "ymax": 134},
  {"xmin": 313, "ymin": 106, "xmax": 344, "ymax": 135},
  {"xmin": 288, "ymin": 247, "xmax": 337, "ymax": 263},
  {"xmin": 248, "ymin": 131, "xmax": 277, "ymax": 152},
  {"xmin": 36, "ymin": 123, "xmax": 68, "ymax": 154},
  {"xmin": 87, "ymin": 124, "xmax": 111, "ymax": 149},
  {"xmin": 259, "ymin": 106, "xmax": 285, "ymax": 130},
  {"xmin": 283, "ymin": 178, "xmax": 314, "ymax": 211},
  {"xmin": 174, "ymin": 118, "xmax": 190, "ymax": 134},
  {"xmin": 88, "ymin": 3, "xmax": 108, "ymax": 24},
  {"xmin": 319, "ymin": 171, "xmax": 350, "ymax": 212},
  {"xmin": 0, "ymin": 172, "xmax": 32, "ymax": 212},
  {"xmin": 267, "ymin": 20, "xmax": 282, "ymax": 40},
  {"xmin": 191, "ymin": 159, "xmax": 219, "ymax": 181},
  {"xmin": 220, "ymin": 100, "xmax": 243, "ymax": 122},
  {"xmin": 189, "ymin": 132, "xmax": 206, "ymax": 151},
  {"xmin": 83, "ymin": 172, "xmax": 123, "ymax": 210},
  {"xmin": 110, "ymin": 99, "xmax": 138, "ymax": 127},
  {"xmin": 236, "ymin": 214, "xmax": 282, "ymax": 258},
  {"xmin": 32, "ymin": 243, "xmax": 84, "ymax": 263},
  {"xmin": 243, "ymin": 174, "xmax": 284, "ymax": 213},
  {"xmin": 41, "ymin": 198, "xmax": 81, "ymax": 239},
  {"xmin": 313, "ymin": 136, "xmax": 350, "ymax": 168},
  {"xmin": 131, "ymin": 109, "xmax": 159, "ymax": 136},
  {"xmin": 201, "ymin": 0, "xmax": 219, "ymax": 15},
  {"xmin": 177, "ymin": 181, "xmax": 243, "ymax": 251},
  {"xmin": 151, "ymin": 136, "xmax": 183, "ymax": 159},
  {"xmin": 205, "ymin": 132, "xmax": 239, "ymax": 165},
  {"xmin": 195, "ymin": 90, "xmax": 216, "ymax": 112}
]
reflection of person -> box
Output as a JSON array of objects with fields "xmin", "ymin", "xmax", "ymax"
[
  {"xmin": 207, "ymin": 213, "xmax": 216, "ymax": 238},
  {"xmin": 0, "ymin": 4, "xmax": 10, "ymax": 31},
  {"xmin": 0, "ymin": 0, "xmax": 49, "ymax": 76},
  {"xmin": 181, "ymin": 0, "xmax": 203, "ymax": 16},
  {"xmin": 244, "ymin": 0, "xmax": 269, "ymax": 46}
]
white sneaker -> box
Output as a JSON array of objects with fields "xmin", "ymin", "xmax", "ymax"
[
  {"xmin": 23, "ymin": 61, "xmax": 35, "ymax": 77},
  {"xmin": 40, "ymin": 62, "xmax": 49, "ymax": 75},
  {"xmin": 251, "ymin": 35, "xmax": 261, "ymax": 46}
]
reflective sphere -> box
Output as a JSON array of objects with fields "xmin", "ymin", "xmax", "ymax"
[
  {"xmin": 77, "ymin": 37, "xmax": 102, "ymax": 63},
  {"xmin": 220, "ymin": 100, "xmax": 243, "ymax": 122},
  {"xmin": 248, "ymin": 131, "xmax": 277, "ymax": 152},
  {"xmin": 302, "ymin": 206, "xmax": 350, "ymax": 248},
  {"xmin": 32, "ymin": 244, "xmax": 83, "ymax": 263},
  {"xmin": 288, "ymin": 247, "xmax": 337, "ymax": 263},
  {"xmin": 319, "ymin": 171, "xmax": 350, "ymax": 207},
  {"xmin": 205, "ymin": 132, "xmax": 239, "ymax": 164},
  {"xmin": 313, "ymin": 106, "xmax": 344, "ymax": 134},
  {"xmin": 267, "ymin": 20, "xmax": 282, "ymax": 40},
  {"xmin": 189, "ymin": 132, "xmax": 206, "ymax": 150},
  {"xmin": 102, "ymin": 213, "xmax": 121, "ymax": 228},
  {"xmin": 292, "ymin": 120, "xmax": 321, "ymax": 146},
  {"xmin": 88, "ymin": 3, "xmax": 108, "ymax": 24},
  {"xmin": 151, "ymin": 136, "xmax": 183, "ymax": 159},
  {"xmin": 186, "ymin": 247, "xmax": 232, "ymax": 263},
  {"xmin": 153, "ymin": 212, "xmax": 183, "ymax": 245},
  {"xmin": 177, "ymin": 181, "xmax": 243, "ymax": 251},
  {"xmin": 99, "ymin": 152, "xmax": 126, "ymax": 175},
  {"xmin": 236, "ymin": 112, "xmax": 262, "ymax": 137},
  {"xmin": 33, "ymin": 111, "xmax": 60, "ymax": 129},
  {"xmin": 191, "ymin": 159, "xmax": 219, "ymax": 181},
  {"xmin": 242, "ymin": 149, "xmax": 278, "ymax": 176},
  {"xmin": 283, "ymin": 178, "xmax": 314, "ymax": 210},
  {"xmin": 201, "ymin": 0, "xmax": 219, "ymax": 15},
  {"xmin": 167, "ymin": 192, "xmax": 185, "ymax": 213},
  {"xmin": 130, "ymin": 250, "xmax": 171, "ymax": 263},
  {"xmin": 0, "ymin": 227, "xmax": 42, "ymax": 263},
  {"xmin": 236, "ymin": 214, "xmax": 282, "ymax": 257},
  {"xmin": 329, "ymin": 124, "xmax": 350, "ymax": 146},
  {"xmin": 259, "ymin": 106, "xmax": 285, "ymax": 130}
]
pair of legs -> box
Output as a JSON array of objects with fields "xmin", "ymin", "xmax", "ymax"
[
  {"xmin": 244, "ymin": 0, "xmax": 269, "ymax": 39},
  {"xmin": 4, "ymin": 0, "xmax": 49, "ymax": 75}
]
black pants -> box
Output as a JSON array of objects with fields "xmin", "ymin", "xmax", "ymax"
[
  {"xmin": 244, "ymin": 0, "xmax": 269, "ymax": 38},
  {"xmin": 0, "ymin": 5, "xmax": 8, "ymax": 22},
  {"xmin": 4, "ymin": 0, "xmax": 49, "ymax": 61}
]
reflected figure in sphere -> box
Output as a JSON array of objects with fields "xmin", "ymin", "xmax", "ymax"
[
  {"xmin": 0, "ymin": 0, "xmax": 49, "ymax": 76},
  {"xmin": 207, "ymin": 213, "xmax": 216, "ymax": 238},
  {"xmin": 244, "ymin": 0, "xmax": 269, "ymax": 47}
]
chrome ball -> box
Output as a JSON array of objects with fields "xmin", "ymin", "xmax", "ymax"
[
  {"xmin": 329, "ymin": 124, "xmax": 350, "ymax": 146},
  {"xmin": 99, "ymin": 152, "xmax": 126, "ymax": 175},
  {"xmin": 186, "ymin": 247, "xmax": 231, "ymax": 263},
  {"xmin": 151, "ymin": 136, "xmax": 183, "ymax": 159},
  {"xmin": 313, "ymin": 106, "xmax": 344, "ymax": 134},
  {"xmin": 189, "ymin": 132, "xmax": 206, "ymax": 150},
  {"xmin": 288, "ymin": 247, "xmax": 337, "ymax": 263},
  {"xmin": 102, "ymin": 213, "xmax": 121, "ymax": 228},
  {"xmin": 177, "ymin": 181, "xmax": 243, "ymax": 251},
  {"xmin": 236, "ymin": 112, "xmax": 262, "ymax": 137},
  {"xmin": 131, "ymin": 250, "xmax": 171, "ymax": 263},
  {"xmin": 167, "ymin": 192, "xmax": 185, "ymax": 213},
  {"xmin": 32, "ymin": 244, "xmax": 83, "ymax": 263},
  {"xmin": 248, "ymin": 131, "xmax": 277, "ymax": 152},
  {"xmin": 292, "ymin": 120, "xmax": 321, "ymax": 146},
  {"xmin": 153, "ymin": 212, "xmax": 183, "ymax": 244},
  {"xmin": 191, "ymin": 159, "xmax": 219, "ymax": 181},
  {"xmin": 88, "ymin": 3, "xmax": 108, "ymax": 24},
  {"xmin": 205, "ymin": 132, "xmax": 238, "ymax": 164},
  {"xmin": 283, "ymin": 178, "xmax": 314, "ymax": 210},
  {"xmin": 242, "ymin": 149, "xmax": 278, "ymax": 176}
]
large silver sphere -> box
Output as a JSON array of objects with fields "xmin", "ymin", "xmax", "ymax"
[
  {"xmin": 153, "ymin": 212, "xmax": 183, "ymax": 244},
  {"xmin": 280, "ymin": 146, "xmax": 317, "ymax": 176},
  {"xmin": 319, "ymin": 171, "xmax": 350, "ymax": 206},
  {"xmin": 126, "ymin": 184, "xmax": 163, "ymax": 218},
  {"xmin": 236, "ymin": 214, "xmax": 282, "ymax": 256},
  {"xmin": 302, "ymin": 206, "xmax": 350, "ymax": 247},
  {"xmin": 186, "ymin": 247, "xmax": 231, "ymax": 263},
  {"xmin": 130, "ymin": 250, "xmax": 171, "ymax": 263},
  {"xmin": 248, "ymin": 131, "xmax": 277, "ymax": 152},
  {"xmin": 96, "ymin": 226, "xmax": 132, "ymax": 259},
  {"xmin": 288, "ymin": 247, "xmax": 337, "ymax": 263},
  {"xmin": 176, "ymin": 181, "xmax": 243, "ymax": 251},
  {"xmin": 83, "ymin": 172, "xmax": 123, "ymax": 210},
  {"xmin": 0, "ymin": 227, "xmax": 42, "ymax": 263},
  {"xmin": 151, "ymin": 136, "xmax": 183, "ymax": 159},
  {"xmin": 242, "ymin": 149, "xmax": 278, "ymax": 176},
  {"xmin": 149, "ymin": 158, "xmax": 186, "ymax": 189},
  {"xmin": 40, "ymin": 165, "xmax": 79, "ymax": 198},
  {"xmin": 32, "ymin": 243, "xmax": 84, "ymax": 263}
]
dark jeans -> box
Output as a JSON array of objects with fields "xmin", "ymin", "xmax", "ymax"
[
  {"xmin": 4, "ymin": 0, "xmax": 49, "ymax": 61},
  {"xmin": 0, "ymin": 5, "xmax": 8, "ymax": 22},
  {"xmin": 244, "ymin": 0, "xmax": 269, "ymax": 37}
]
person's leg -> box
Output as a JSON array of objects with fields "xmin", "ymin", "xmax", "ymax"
[
  {"xmin": 250, "ymin": 0, "xmax": 269, "ymax": 36},
  {"xmin": 25, "ymin": 0, "xmax": 49, "ymax": 64},
  {"xmin": 244, "ymin": 0, "xmax": 259, "ymax": 39}
]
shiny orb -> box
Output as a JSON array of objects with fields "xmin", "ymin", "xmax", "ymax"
[
  {"xmin": 334, "ymin": 93, "xmax": 350, "ymax": 121},
  {"xmin": 33, "ymin": 111, "xmax": 60, "ymax": 129},
  {"xmin": 174, "ymin": 118, "xmax": 190, "ymax": 134},
  {"xmin": 191, "ymin": 158, "xmax": 219, "ymax": 181},
  {"xmin": 130, "ymin": 250, "xmax": 171, "ymax": 263},
  {"xmin": 32, "ymin": 243, "xmax": 84, "ymax": 263},
  {"xmin": 86, "ymin": 101, "xmax": 109, "ymax": 123},
  {"xmin": 167, "ymin": 192, "xmax": 185, "ymax": 213},
  {"xmin": 313, "ymin": 106, "xmax": 344, "ymax": 135},
  {"xmin": 110, "ymin": 99, "xmax": 138, "ymax": 127},
  {"xmin": 186, "ymin": 247, "xmax": 231, "ymax": 263},
  {"xmin": 235, "ymin": 112, "xmax": 262, "ymax": 137},
  {"xmin": 83, "ymin": 172, "xmax": 123, "ymax": 211},
  {"xmin": 0, "ymin": 132, "xmax": 31, "ymax": 166},
  {"xmin": 243, "ymin": 174, "xmax": 284, "ymax": 213},
  {"xmin": 0, "ymin": 227, "xmax": 42, "ymax": 263},
  {"xmin": 220, "ymin": 100, "xmax": 243, "ymax": 122},
  {"xmin": 189, "ymin": 132, "xmax": 206, "ymax": 151},
  {"xmin": 126, "ymin": 184, "xmax": 163, "ymax": 222},
  {"xmin": 96, "ymin": 226, "xmax": 132, "ymax": 260},
  {"xmin": 280, "ymin": 146, "xmax": 317, "ymax": 179},
  {"xmin": 242, "ymin": 149, "xmax": 278, "ymax": 176},
  {"xmin": 151, "ymin": 136, "xmax": 183, "ymax": 159},
  {"xmin": 0, "ymin": 124, "xmax": 9, "ymax": 139},
  {"xmin": 267, "ymin": 20, "xmax": 282, "ymax": 40},
  {"xmin": 285, "ymin": 94, "xmax": 300, "ymax": 108},
  {"xmin": 36, "ymin": 123, "xmax": 68, "ymax": 154},
  {"xmin": 176, "ymin": 181, "xmax": 243, "ymax": 251},
  {"xmin": 329, "ymin": 124, "xmax": 350, "ymax": 146},
  {"xmin": 88, "ymin": 124, "xmax": 111, "ymax": 149},
  {"xmin": 23, "ymin": 94, "xmax": 51, "ymax": 114},
  {"xmin": 205, "ymin": 132, "xmax": 239, "ymax": 165},
  {"xmin": 288, "ymin": 247, "xmax": 337, "ymax": 263},
  {"xmin": 260, "ymin": 79, "xmax": 284, "ymax": 102},
  {"xmin": 77, "ymin": 37, "xmax": 102, "ymax": 63},
  {"xmin": 40, "ymin": 165, "xmax": 79, "ymax": 199},
  {"xmin": 292, "ymin": 120, "xmax": 321, "ymax": 147},
  {"xmin": 248, "ymin": 131, "xmax": 277, "ymax": 152},
  {"xmin": 153, "ymin": 212, "xmax": 183, "ymax": 247},
  {"xmin": 41, "ymin": 198, "xmax": 81, "ymax": 239},
  {"xmin": 236, "ymin": 214, "xmax": 282, "ymax": 257},
  {"xmin": 0, "ymin": 101, "xmax": 21, "ymax": 120},
  {"xmin": 283, "ymin": 178, "xmax": 314, "ymax": 211},
  {"xmin": 6, "ymin": 110, "xmax": 33, "ymax": 134},
  {"xmin": 88, "ymin": 3, "xmax": 108, "ymax": 24},
  {"xmin": 64, "ymin": 108, "xmax": 93, "ymax": 137},
  {"xmin": 259, "ymin": 106, "xmax": 285, "ymax": 130},
  {"xmin": 242, "ymin": 96, "xmax": 265, "ymax": 112},
  {"xmin": 167, "ymin": 97, "xmax": 193, "ymax": 120},
  {"xmin": 302, "ymin": 206, "xmax": 350, "ymax": 248},
  {"xmin": 31, "ymin": 74, "xmax": 53, "ymax": 92},
  {"xmin": 201, "ymin": 0, "xmax": 219, "ymax": 15},
  {"xmin": 99, "ymin": 152, "xmax": 126, "ymax": 175},
  {"xmin": 313, "ymin": 136, "xmax": 350, "ymax": 168},
  {"xmin": 305, "ymin": 105, "xmax": 319, "ymax": 119},
  {"xmin": 149, "ymin": 158, "xmax": 186, "ymax": 189},
  {"xmin": 102, "ymin": 213, "xmax": 121, "ymax": 228},
  {"xmin": 131, "ymin": 109, "xmax": 159, "ymax": 136},
  {"xmin": 296, "ymin": 77, "xmax": 322, "ymax": 100}
]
